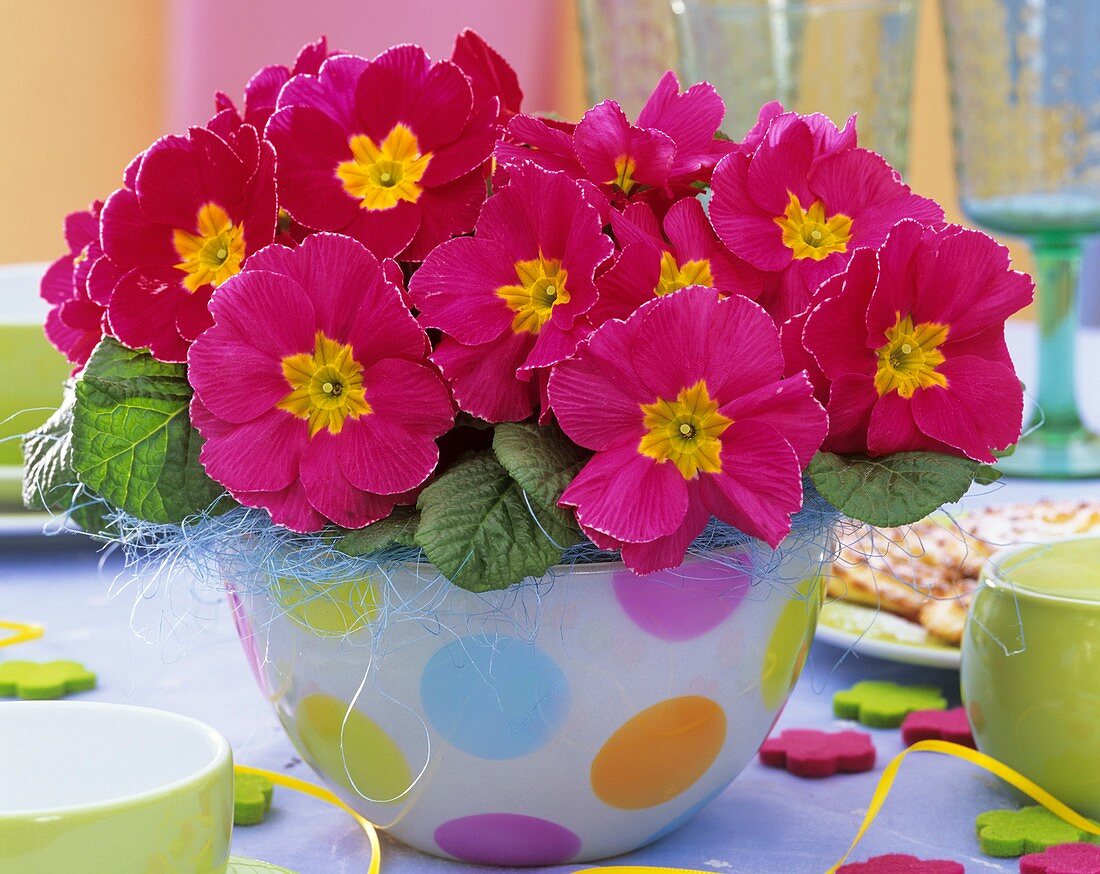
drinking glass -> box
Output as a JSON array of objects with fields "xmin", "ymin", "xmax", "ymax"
[
  {"xmin": 673, "ymin": 0, "xmax": 918, "ymax": 173},
  {"xmin": 942, "ymin": 0, "xmax": 1100, "ymax": 477},
  {"xmin": 576, "ymin": 0, "xmax": 682, "ymax": 118}
]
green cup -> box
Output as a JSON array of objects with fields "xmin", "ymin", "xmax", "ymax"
[
  {"xmin": 0, "ymin": 702, "xmax": 234, "ymax": 873},
  {"xmin": 961, "ymin": 535, "xmax": 1100, "ymax": 818}
]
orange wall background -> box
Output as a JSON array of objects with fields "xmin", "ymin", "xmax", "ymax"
[
  {"xmin": 1, "ymin": 0, "xmax": 167, "ymax": 264},
  {"xmin": 2, "ymin": 0, "xmax": 978, "ymax": 268}
]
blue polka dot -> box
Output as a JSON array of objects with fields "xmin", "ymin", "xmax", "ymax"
[
  {"xmin": 640, "ymin": 782, "xmax": 730, "ymax": 847},
  {"xmin": 420, "ymin": 635, "xmax": 570, "ymax": 759}
]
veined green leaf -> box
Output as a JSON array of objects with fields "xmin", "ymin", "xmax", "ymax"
[{"xmin": 71, "ymin": 338, "xmax": 227, "ymax": 523}]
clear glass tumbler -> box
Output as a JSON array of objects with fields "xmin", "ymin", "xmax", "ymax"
[
  {"xmin": 672, "ymin": 0, "xmax": 918, "ymax": 173},
  {"xmin": 576, "ymin": 0, "xmax": 683, "ymax": 118},
  {"xmin": 942, "ymin": 0, "xmax": 1100, "ymax": 478}
]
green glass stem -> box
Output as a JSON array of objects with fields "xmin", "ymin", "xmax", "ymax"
[
  {"xmin": 1029, "ymin": 235, "xmax": 1086, "ymax": 436},
  {"xmin": 996, "ymin": 233, "xmax": 1100, "ymax": 478}
]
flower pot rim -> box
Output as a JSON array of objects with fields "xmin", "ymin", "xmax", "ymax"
[{"xmin": 349, "ymin": 533, "xmax": 820, "ymax": 588}]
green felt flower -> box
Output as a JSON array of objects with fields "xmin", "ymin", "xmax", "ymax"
[
  {"xmin": 0, "ymin": 660, "xmax": 96, "ymax": 699},
  {"xmin": 975, "ymin": 804, "xmax": 1099, "ymax": 857},
  {"xmin": 833, "ymin": 680, "xmax": 946, "ymax": 728},
  {"xmin": 234, "ymin": 772, "xmax": 275, "ymax": 826}
]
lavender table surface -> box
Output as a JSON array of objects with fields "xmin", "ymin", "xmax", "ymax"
[{"xmin": 2, "ymin": 324, "xmax": 1098, "ymax": 874}]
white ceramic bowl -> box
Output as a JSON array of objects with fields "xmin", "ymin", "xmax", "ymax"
[
  {"xmin": 230, "ymin": 534, "xmax": 827, "ymax": 865},
  {"xmin": 0, "ymin": 702, "xmax": 233, "ymax": 873}
]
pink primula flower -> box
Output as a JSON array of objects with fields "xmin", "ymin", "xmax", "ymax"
[
  {"xmin": 450, "ymin": 29, "xmax": 523, "ymax": 124},
  {"xmin": 40, "ymin": 203, "xmax": 109, "ymax": 369},
  {"xmin": 211, "ymin": 36, "xmax": 333, "ymax": 133},
  {"xmin": 801, "ymin": 220, "xmax": 1032, "ymax": 461},
  {"xmin": 635, "ymin": 71, "xmax": 735, "ymax": 186},
  {"xmin": 497, "ymin": 72, "xmax": 731, "ymax": 219},
  {"xmin": 590, "ymin": 198, "xmax": 762, "ymax": 324},
  {"xmin": 188, "ymin": 234, "xmax": 454, "ymax": 532},
  {"xmin": 550, "ymin": 287, "xmax": 828, "ymax": 574},
  {"xmin": 736, "ymin": 101, "xmax": 856, "ymax": 159},
  {"xmin": 99, "ymin": 125, "xmax": 277, "ymax": 362},
  {"xmin": 411, "ymin": 163, "xmax": 613, "ymax": 423},
  {"xmin": 266, "ymin": 44, "xmax": 500, "ymax": 261},
  {"xmin": 711, "ymin": 111, "xmax": 942, "ymax": 322}
]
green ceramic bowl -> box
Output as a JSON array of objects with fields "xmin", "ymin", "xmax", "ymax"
[
  {"xmin": 0, "ymin": 263, "xmax": 72, "ymax": 511},
  {"xmin": 961, "ymin": 535, "xmax": 1100, "ymax": 819},
  {"xmin": 0, "ymin": 702, "xmax": 234, "ymax": 873}
]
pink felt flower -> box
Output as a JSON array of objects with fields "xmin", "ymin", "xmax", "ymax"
[
  {"xmin": 801, "ymin": 220, "xmax": 1032, "ymax": 461},
  {"xmin": 266, "ymin": 44, "xmax": 499, "ymax": 261},
  {"xmin": 450, "ymin": 29, "xmax": 523, "ymax": 125},
  {"xmin": 99, "ymin": 125, "xmax": 277, "ymax": 362},
  {"xmin": 711, "ymin": 111, "xmax": 943, "ymax": 321},
  {"xmin": 836, "ymin": 854, "xmax": 964, "ymax": 874},
  {"xmin": 40, "ymin": 203, "xmax": 109, "ymax": 369},
  {"xmin": 1021, "ymin": 843, "xmax": 1100, "ymax": 874},
  {"xmin": 590, "ymin": 198, "xmax": 762, "ymax": 325},
  {"xmin": 211, "ymin": 36, "xmax": 334, "ymax": 133},
  {"xmin": 497, "ymin": 72, "xmax": 731, "ymax": 219},
  {"xmin": 549, "ymin": 287, "xmax": 827, "ymax": 574},
  {"xmin": 410, "ymin": 163, "xmax": 613, "ymax": 423},
  {"xmin": 188, "ymin": 233, "xmax": 454, "ymax": 532}
]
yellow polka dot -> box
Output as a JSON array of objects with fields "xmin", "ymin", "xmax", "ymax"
[
  {"xmin": 590, "ymin": 696, "xmax": 726, "ymax": 809},
  {"xmin": 760, "ymin": 577, "xmax": 821, "ymax": 709},
  {"xmin": 275, "ymin": 575, "xmax": 379, "ymax": 636},
  {"xmin": 295, "ymin": 693, "xmax": 411, "ymax": 801}
]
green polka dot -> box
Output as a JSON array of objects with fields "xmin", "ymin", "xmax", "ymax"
[
  {"xmin": 295, "ymin": 693, "xmax": 411, "ymax": 802},
  {"xmin": 275, "ymin": 575, "xmax": 379, "ymax": 636},
  {"xmin": 760, "ymin": 577, "xmax": 820, "ymax": 708}
]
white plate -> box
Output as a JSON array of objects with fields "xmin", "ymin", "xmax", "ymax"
[{"xmin": 816, "ymin": 599, "xmax": 961, "ymax": 670}]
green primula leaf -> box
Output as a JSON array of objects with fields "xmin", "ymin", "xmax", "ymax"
[
  {"xmin": 70, "ymin": 338, "xmax": 227, "ymax": 524},
  {"xmin": 335, "ymin": 506, "xmax": 421, "ymax": 555},
  {"xmin": 973, "ymin": 463, "xmax": 1003, "ymax": 486},
  {"xmin": 808, "ymin": 450, "xmax": 987, "ymax": 527},
  {"xmin": 21, "ymin": 384, "xmax": 109, "ymax": 534},
  {"xmin": 491, "ymin": 421, "xmax": 586, "ymax": 548},
  {"xmin": 415, "ymin": 451, "xmax": 564, "ymax": 592}
]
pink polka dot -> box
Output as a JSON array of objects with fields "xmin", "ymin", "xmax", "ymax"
[
  {"xmin": 613, "ymin": 558, "xmax": 750, "ymax": 641},
  {"xmin": 434, "ymin": 813, "xmax": 581, "ymax": 865},
  {"xmin": 228, "ymin": 590, "xmax": 269, "ymax": 696}
]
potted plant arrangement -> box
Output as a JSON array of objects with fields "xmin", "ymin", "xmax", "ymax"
[{"xmin": 25, "ymin": 31, "xmax": 1031, "ymax": 865}]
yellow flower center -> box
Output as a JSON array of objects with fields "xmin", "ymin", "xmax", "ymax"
[
  {"xmin": 874, "ymin": 314, "xmax": 950, "ymax": 398},
  {"xmin": 173, "ymin": 203, "xmax": 246, "ymax": 292},
  {"xmin": 496, "ymin": 256, "xmax": 571, "ymax": 335},
  {"xmin": 656, "ymin": 252, "xmax": 714, "ymax": 297},
  {"xmin": 638, "ymin": 380, "xmax": 732, "ymax": 479},
  {"xmin": 612, "ymin": 155, "xmax": 638, "ymax": 194},
  {"xmin": 278, "ymin": 331, "xmax": 372, "ymax": 438},
  {"xmin": 336, "ymin": 124, "xmax": 432, "ymax": 211},
  {"xmin": 774, "ymin": 192, "xmax": 853, "ymax": 261}
]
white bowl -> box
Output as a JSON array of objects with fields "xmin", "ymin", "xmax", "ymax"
[{"xmin": 230, "ymin": 534, "xmax": 827, "ymax": 865}]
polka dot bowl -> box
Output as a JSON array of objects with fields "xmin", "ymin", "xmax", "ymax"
[{"xmin": 230, "ymin": 534, "xmax": 826, "ymax": 865}]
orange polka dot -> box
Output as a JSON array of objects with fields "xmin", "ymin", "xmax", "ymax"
[{"xmin": 590, "ymin": 696, "xmax": 726, "ymax": 809}]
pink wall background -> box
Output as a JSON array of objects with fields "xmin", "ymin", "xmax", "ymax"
[{"xmin": 166, "ymin": 0, "xmax": 582, "ymax": 134}]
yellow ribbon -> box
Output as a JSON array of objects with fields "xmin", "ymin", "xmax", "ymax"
[
  {"xmin": 233, "ymin": 765, "xmax": 381, "ymax": 874},
  {"xmin": 825, "ymin": 740, "xmax": 1100, "ymax": 873},
  {"xmin": 575, "ymin": 740, "xmax": 1100, "ymax": 874},
  {"xmin": 0, "ymin": 619, "xmax": 44, "ymax": 649}
]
